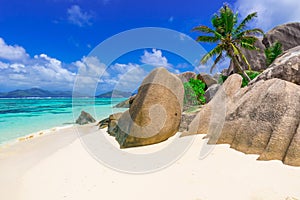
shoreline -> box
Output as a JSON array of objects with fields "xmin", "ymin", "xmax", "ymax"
[{"xmin": 0, "ymin": 124, "xmax": 76, "ymax": 148}]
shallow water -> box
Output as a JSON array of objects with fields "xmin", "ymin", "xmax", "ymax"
[{"xmin": 0, "ymin": 98, "xmax": 127, "ymax": 144}]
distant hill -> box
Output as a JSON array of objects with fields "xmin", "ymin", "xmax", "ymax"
[
  {"xmin": 0, "ymin": 88, "xmax": 133, "ymax": 98},
  {"xmin": 0, "ymin": 88, "xmax": 74, "ymax": 98},
  {"xmin": 96, "ymin": 90, "xmax": 133, "ymax": 98}
]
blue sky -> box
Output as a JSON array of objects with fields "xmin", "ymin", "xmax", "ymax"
[{"xmin": 0, "ymin": 0, "xmax": 300, "ymax": 93}]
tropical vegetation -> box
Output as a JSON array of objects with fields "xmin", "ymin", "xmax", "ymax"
[
  {"xmin": 193, "ymin": 4, "xmax": 264, "ymax": 82},
  {"xmin": 183, "ymin": 79, "xmax": 206, "ymax": 105},
  {"xmin": 219, "ymin": 70, "xmax": 261, "ymax": 87},
  {"xmin": 265, "ymin": 41, "xmax": 283, "ymax": 66}
]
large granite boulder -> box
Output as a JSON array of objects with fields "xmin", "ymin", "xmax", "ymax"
[
  {"xmin": 114, "ymin": 67, "xmax": 184, "ymax": 148},
  {"xmin": 182, "ymin": 74, "xmax": 243, "ymax": 138},
  {"xmin": 76, "ymin": 111, "xmax": 96, "ymax": 125},
  {"xmin": 113, "ymin": 95, "xmax": 136, "ymax": 108},
  {"xmin": 113, "ymin": 99, "xmax": 130, "ymax": 108},
  {"xmin": 204, "ymin": 84, "xmax": 221, "ymax": 103},
  {"xmin": 197, "ymin": 73, "xmax": 217, "ymax": 88},
  {"xmin": 182, "ymin": 74, "xmax": 300, "ymax": 166},
  {"xmin": 250, "ymin": 46, "xmax": 300, "ymax": 86},
  {"xmin": 177, "ymin": 71, "xmax": 197, "ymax": 83},
  {"xmin": 179, "ymin": 106, "xmax": 201, "ymax": 132},
  {"xmin": 97, "ymin": 117, "xmax": 109, "ymax": 129},
  {"xmin": 107, "ymin": 112, "xmax": 123, "ymax": 136},
  {"xmin": 263, "ymin": 22, "xmax": 300, "ymax": 51}
]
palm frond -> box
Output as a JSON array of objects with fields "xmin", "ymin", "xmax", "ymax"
[
  {"xmin": 212, "ymin": 14, "xmax": 221, "ymax": 28},
  {"xmin": 220, "ymin": 5, "xmax": 236, "ymax": 34},
  {"xmin": 234, "ymin": 12, "xmax": 257, "ymax": 34},
  {"xmin": 193, "ymin": 25, "xmax": 222, "ymax": 39},
  {"xmin": 239, "ymin": 36, "xmax": 259, "ymax": 50},
  {"xmin": 230, "ymin": 43, "xmax": 240, "ymax": 55},
  {"xmin": 201, "ymin": 45, "xmax": 223, "ymax": 64},
  {"xmin": 241, "ymin": 36, "xmax": 258, "ymax": 44},
  {"xmin": 235, "ymin": 28, "xmax": 264, "ymax": 38},
  {"xmin": 210, "ymin": 53, "xmax": 223, "ymax": 73},
  {"xmin": 196, "ymin": 36, "xmax": 219, "ymax": 43},
  {"xmin": 240, "ymin": 42, "xmax": 258, "ymax": 50},
  {"xmin": 192, "ymin": 25, "xmax": 215, "ymax": 33}
]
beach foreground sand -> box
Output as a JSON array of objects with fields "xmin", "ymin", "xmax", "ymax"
[{"xmin": 0, "ymin": 124, "xmax": 300, "ymax": 200}]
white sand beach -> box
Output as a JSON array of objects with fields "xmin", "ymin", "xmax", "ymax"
[{"xmin": 0, "ymin": 124, "xmax": 300, "ymax": 200}]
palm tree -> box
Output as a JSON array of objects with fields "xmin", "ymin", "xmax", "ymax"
[{"xmin": 193, "ymin": 4, "xmax": 264, "ymax": 81}]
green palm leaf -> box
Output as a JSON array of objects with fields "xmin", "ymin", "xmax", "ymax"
[
  {"xmin": 201, "ymin": 45, "xmax": 222, "ymax": 64},
  {"xmin": 234, "ymin": 12, "xmax": 258, "ymax": 34},
  {"xmin": 192, "ymin": 25, "xmax": 223, "ymax": 39},
  {"xmin": 235, "ymin": 28, "xmax": 264, "ymax": 38},
  {"xmin": 196, "ymin": 36, "xmax": 219, "ymax": 43}
]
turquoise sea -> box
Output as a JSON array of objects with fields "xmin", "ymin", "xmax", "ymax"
[{"xmin": 0, "ymin": 98, "xmax": 127, "ymax": 145}]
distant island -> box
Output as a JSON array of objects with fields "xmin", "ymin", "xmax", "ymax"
[
  {"xmin": 95, "ymin": 90, "xmax": 133, "ymax": 98},
  {"xmin": 0, "ymin": 88, "xmax": 132, "ymax": 98},
  {"xmin": 0, "ymin": 88, "xmax": 73, "ymax": 98}
]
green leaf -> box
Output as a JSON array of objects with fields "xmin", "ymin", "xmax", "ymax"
[
  {"xmin": 240, "ymin": 70, "xmax": 261, "ymax": 87},
  {"xmin": 201, "ymin": 45, "xmax": 222, "ymax": 64},
  {"xmin": 183, "ymin": 78, "xmax": 207, "ymax": 105},
  {"xmin": 265, "ymin": 41, "xmax": 283, "ymax": 66},
  {"xmin": 230, "ymin": 43, "xmax": 239, "ymax": 55},
  {"xmin": 234, "ymin": 12, "xmax": 258, "ymax": 34},
  {"xmin": 196, "ymin": 36, "xmax": 219, "ymax": 43}
]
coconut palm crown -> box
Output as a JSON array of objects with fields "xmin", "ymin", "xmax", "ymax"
[{"xmin": 193, "ymin": 4, "xmax": 264, "ymax": 81}]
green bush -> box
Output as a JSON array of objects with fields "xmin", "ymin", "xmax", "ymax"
[
  {"xmin": 241, "ymin": 70, "xmax": 260, "ymax": 87},
  {"xmin": 183, "ymin": 78, "xmax": 206, "ymax": 105},
  {"xmin": 265, "ymin": 41, "xmax": 283, "ymax": 66},
  {"xmin": 218, "ymin": 74, "xmax": 228, "ymax": 84},
  {"xmin": 218, "ymin": 70, "xmax": 260, "ymax": 87}
]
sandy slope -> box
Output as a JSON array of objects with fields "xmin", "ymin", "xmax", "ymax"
[{"xmin": 0, "ymin": 124, "xmax": 300, "ymax": 200}]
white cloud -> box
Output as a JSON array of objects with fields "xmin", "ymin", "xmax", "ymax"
[
  {"xmin": 176, "ymin": 63, "xmax": 189, "ymax": 69},
  {"xmin": 113, "ymin": 65, "xmax": 147, "ymax": 92},
  {"xmin": 91, "ymin": 61, "xmax": 152, "ymax": 94},
  {"xmin": 0, "ymin": 38, "xmax": 77, "ymax": 91},
  {"xmin": 0, "ymin": 38, "xmax": 189, "ymax": 93},
  {"xmin": 67, "ymin": 5, "xmax": 93, "ymax": 27},
  {"xmin": 74, "ymin": 56, "xmax": 109, "ymax": 78},
  {"xmin": 141, "ymin": 49, "xmax": 170, "ymax": 68},
  {"xmin": 0, "ymin": 38, "xmax": 29, "ymax": 61},
  {"xmin": 96, "ymin": 62, "xmax": 147, "ymax": 93},
  {"xmin": 110, "ymin": 63, "xmax": 139, "ymax": 74},
  {"xmin": 140, "ymin": 49, "xmax": 183, "ymax": 74},
  {"xmin": 0, "ymin": 61, "xmax": 9, "ymax": 69},
  {"xmin": 0, "ymin": 55, "xmax": 76, "ymax": 90},
  {"xmin": 32, "ymin": 54, "xmax": 75, "ymax": 83},
  {"xmin": 72, "ymin": 56, "xmax": 111, "ymax": 95},
  {"xmin": 235, "ymin": 0, "xmax": 300, "ymax": 31},
  {"xmin": 10, "ymin": 63, "xmax": 26, "ymax": 73}
]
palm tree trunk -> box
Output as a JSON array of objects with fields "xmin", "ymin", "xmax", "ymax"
[{"xmin": 232, "ymin": 56, "xmax": 251, "ymax": 82}]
